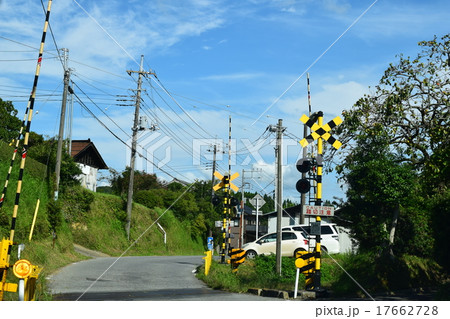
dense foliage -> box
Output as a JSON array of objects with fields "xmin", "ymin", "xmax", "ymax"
[
  {"xmin": 0, "ymin": 98, "xmax": 21, "ymax": 143},
  {"xmin": 107, "ymin": 169, "xmax": 221, "ymax": 241},
  {"xmin": 0, "ymin": 98, "xmax": 82, "ymax": 192},
  {"xmin": 333, "ymin": 34, "xmax": 450, "ymax": 271}
]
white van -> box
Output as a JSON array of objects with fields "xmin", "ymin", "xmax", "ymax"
[
  {"xmin": 242, "ymin": 231, "xmax": 309, "ymax": 259},
  {"xmin": 281, "ymin": 223, "xmax": 340, "ymax": 254}
]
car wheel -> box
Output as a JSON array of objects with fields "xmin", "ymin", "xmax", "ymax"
[
  {"xmin": 294, "ymin": 248, "xmax": 306, "ymax": 258},
  {"xmin": 246, "ymin": 250, "xmax": 257, "ymax": 259}
]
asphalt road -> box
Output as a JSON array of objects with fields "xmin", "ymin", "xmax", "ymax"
[{"xmin": 48, "ymin": 255, "xmax": 278, "ymax": 301}]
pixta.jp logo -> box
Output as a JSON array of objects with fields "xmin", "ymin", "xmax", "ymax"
[{"xmin": 126, "ymin": 131, "xmax": 171, "ymax": 173}]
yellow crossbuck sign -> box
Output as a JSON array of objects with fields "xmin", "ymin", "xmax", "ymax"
[
  {"xmin": 299, "ymin": 114, "xmax": 343, "ymax": 149},
  {"xmin": 213, "ymin": 171, "xmax": 240, "ymax": 192}
]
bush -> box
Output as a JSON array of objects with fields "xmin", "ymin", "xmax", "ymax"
[
  {"xmin": 329, "ymin": 252, "xmax": 443, "ymax": 297},
  {"xmin": 134, "ymin": 189, "xmax": 164, "ymax": 209},
  {"xmin": 47, "ymin": 199, "xmax": 62, "ymax": 231},
  {"xmin": 61, "ymin": 186, "xmax": 95, "ymax": 223}
]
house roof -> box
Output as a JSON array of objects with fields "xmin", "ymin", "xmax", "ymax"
[
  {"xmin": 71, "ymin": 139, "xmax": 108, "ymax": 169},
  {"xmin": 265, "ymin": 204, "xmax": 302, "ymax": 217}
]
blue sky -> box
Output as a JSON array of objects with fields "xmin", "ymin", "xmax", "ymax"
[{"xmin": 1, "ymin": 0, "xmax": 450, "ymax": 204}]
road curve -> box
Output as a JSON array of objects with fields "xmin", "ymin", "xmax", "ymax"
[{"xmin": 48, "ymin": 255, "xmax": 278, "ymax": 301}]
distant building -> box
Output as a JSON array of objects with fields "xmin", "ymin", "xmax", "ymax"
[
  {"xmin": 221, "ymin": 205, "xmax": 269, "ymax": 249},
  {"xmin": 71, "ymin": 139, "xmax": 108, "ymax": 192},
  {"xmin": 266, "ymin": 204, "xmax": 332, "ymax": 233}
]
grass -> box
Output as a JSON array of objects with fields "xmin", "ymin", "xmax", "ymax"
[
  {"xmin": 196, "ymin": 252, "xmax": 450, "ymax": 300},
  {"xmin": 0, "ymin": 141, "xmax": 205, "ymax": 300},
  {"xmin": 197, "ymin": 254, "xmax": 307, "ymax": 293}
]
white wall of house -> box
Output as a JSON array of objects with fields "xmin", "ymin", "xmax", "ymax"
[
  {"xmin": 77, "ymin": 163, "xmax": 98, "ymax": 192},
  {"xmin": 268, "ymin": 216, "xmax": 291, "ymax": 234}
]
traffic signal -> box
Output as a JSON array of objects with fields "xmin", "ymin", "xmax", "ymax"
[
  {"xmin": 230, "ymin": 197, "xmax": 239, "ymax": 207},
  {"xmin": 212, "ymin": 195, "xmax": 221, "ymax": 206},
  {"xmin": 296, "ymin": 158, "xmax": 312, "ymax": 173},
  {"xmin": 296, "ymin": 179, "xmax": 311, "ymax": 194},
  {"xmin": 296, "ymin": 158, "xmax": 313, "ymax": 194}
]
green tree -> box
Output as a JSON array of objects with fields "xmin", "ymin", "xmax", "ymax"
[
  {"xmin": 337, "ymin": 133, "xmax": 419, "ymax": 256},
  {"xmin": 0, "ymin": 98, "xmax": 21, "ymax": 143},
  {"xmin": 333, "ymin": 35, "xmax": 450, "ymax": 260},
  {"xmin": 109, "ymin": 167, "xmax": 162, "ymax": 196},
  {"xmin": 333, "ymin": 34, "xmax": 449, "ymax": 194},
  {"xmin": 27, "ymin": 134, "xmax": 81, "ymax": 190}
]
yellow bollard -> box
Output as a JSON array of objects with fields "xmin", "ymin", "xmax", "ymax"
[{"xmin": 203, "ymin": 251, "xmax": 212, "ymax": 276}]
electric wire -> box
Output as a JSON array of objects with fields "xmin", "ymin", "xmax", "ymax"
[{"xmin": 72, "ymin": 91, "xmax": 193, "ymax": 182}]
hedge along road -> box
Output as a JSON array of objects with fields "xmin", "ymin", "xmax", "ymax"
[{"xmin": 48, "ymin": 255, "xmax": 278, "ymax": 301}]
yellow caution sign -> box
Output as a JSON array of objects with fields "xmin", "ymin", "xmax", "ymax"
[{"xmin": 13, "ymin": 259, "xmax": 33, "ymax": 279}]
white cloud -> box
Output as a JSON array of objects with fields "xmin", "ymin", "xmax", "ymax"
[
  {"xmin": 199, "ymin": 72, "xmax": 265, "ymax": 81},
  {"xmin": 322, "ymin": 0, "xmax": 351, "ymax": 15},
  {"xmin": 277, "ymin": 80, "xmax": 369, "ymax": 117}
]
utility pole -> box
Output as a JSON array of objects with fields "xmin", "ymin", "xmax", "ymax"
[
  {"xmin": 269, "ymin": 119, "xmax": 285, "ymax": 275},
  {"xmin": 66, "ymin": 78, "xmax": 74, "ymax": 156},
  {"xmin": 300, "ymin": 73, "xmax": 312, "ymax": 224},
  {"xmin": 209, "ymin": 144, "xmax": 217, "ymax": 198},
  {"xmin": 125, "ymin": 55, "xmax": 154, "ymax": 240},
  {"xmin": 240, "ymin": 168, "xmax": 261, "ymax": 247},
  {"xmin": 54, "ymin": 48, "xmax": 70, "ymax": 200}
]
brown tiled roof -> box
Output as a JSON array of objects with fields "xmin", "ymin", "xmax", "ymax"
[{"xmin": 71, "ymin": 139, "xmax": 108, "ymax": 169}]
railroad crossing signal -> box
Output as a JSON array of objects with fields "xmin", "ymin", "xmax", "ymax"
[
  {"xmin": 299, "ymin": 113, "xmax": 343, "ymax": 149},
  {"xmin": 295, "ymin": 158, "xmax": 314, "ymax": 194},
  {"xmin": 213, "ymin": 171, "xmax": 239, "ymax": 192}
]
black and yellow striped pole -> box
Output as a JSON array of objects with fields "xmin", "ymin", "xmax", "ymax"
[
  {"xmin": 221, "ymin": 175, "xmax": 229, "ymax": 263},
  {"xmin": 213, "ymin": 171, "xmax": 239, "ymax": 264},
  {"xmin": 316, "ymin": 112, "xmax": 323, "ymax": 206},
  {"xmin": 0, "ymin": 122, "xmax": 25, "ymax": 209},
  {"xmin": 226, "ymin": 115, "xmax": 232, "ymax": 262},
  {"xmin": 312, "ymin": 112, "xmax": 323, "ymax": 290},
  {"xmin": 0, "ymin": 109, "xmax": 30, "ymax": 210},
  {"xmin": 0, "ymin": 0, "xmax": 52, "ymax": 301}
]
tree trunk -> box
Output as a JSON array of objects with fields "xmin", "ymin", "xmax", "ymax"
[{"xmin": 388, "ymin": 204, "xmax": 400, "ymax": 258}]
